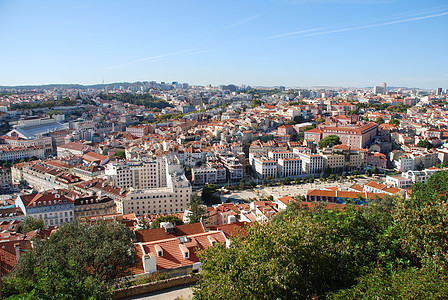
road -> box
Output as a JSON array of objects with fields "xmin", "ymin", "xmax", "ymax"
[{"xmin": 123, "ymin": 284, "xmax": 194, "ymax": 300}]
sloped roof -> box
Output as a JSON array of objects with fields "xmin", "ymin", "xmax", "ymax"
[{"xmin": 135, "ymin": 222, "xmax": 205, "ymax": 243}]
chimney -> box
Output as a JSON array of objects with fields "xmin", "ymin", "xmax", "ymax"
[{"xmin": 14, "ymin": 243, "xmax": 20, "ymax": 262}]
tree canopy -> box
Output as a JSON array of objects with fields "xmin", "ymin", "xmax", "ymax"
[
  {"xmin": 20, "ymin": 216, "xmax": 45, "ymax": 233},
  {"xmin": 318, "ymin": 135, "xmax": 342, "ymax": 149},
  {"xmin": 188, "ymin": 193, "xmax": 206, "ymax": 224},
  {"xmin": 389, "ymin": 118, "xmax": 400, "ymax": 126},
  {"xmin": 98, "ymin": 92, "xmax": 172, "ymax": 109},
  {"xmin": 194, "ymin": 170, "xmax": 448, "ymax": 299},
  {"xmin": 376, "ymin": 117, "xmax": 385, "ymax": 125},
  {"xmin": 416, "ymin": 139, "xmax": 433, "ymax": 149},
  {"xmin": 201, "ymin": 183, "xmax": 221, "ymax": 205},
  {"xmin": 151, "ymin": 215, "xmax": 184, "ymax": 229},
  {"xmin": 3, "ymin": 221, "xmax": 135, "ymax": 299}
]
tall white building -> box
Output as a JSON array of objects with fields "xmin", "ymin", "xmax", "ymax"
[
  {"xmin": 296, "ymin": 152, "xmax": 323, "ymax": 175},
  {"xmin": 105, "ymin": 158, "xmax": 161, "ymax": 190},
  {"xmin": 100, "ymin": 156, "xmax": 192, "ymax": 216},
  {"xmin": 278, "ymin": 158, "xmax": 302, "ymax": 178},
  {"xmin": 253, "ymin": 157, "xmax": 277, "ymax": 180}
]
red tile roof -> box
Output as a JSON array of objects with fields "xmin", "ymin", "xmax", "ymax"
[{"xmin": 135, "ymin": 222, "xmax": 205, "ymax": 243}]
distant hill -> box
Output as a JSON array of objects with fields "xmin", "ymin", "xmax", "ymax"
[
  {"xmin": 0, "ymin": 82, "xmax": 429, "ymax": 91},
  {"xmin": 0, "ymin": 82, "xmax": 136, "ymax": 91}
]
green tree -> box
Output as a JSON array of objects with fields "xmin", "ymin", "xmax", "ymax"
[
  {"xmin": 151, "ymin": 215, "xmax": 184, "ymax": 229},
  {"xmin": 416, "ymin": 139, "xmax": 433, "ymax": 149},
  {"xmin": 114, "ymin": 150, "xmax": 126, "ymax": 158},
  {"xmin": 330, "ymin": 267, "xmax": 448, "ymax": 300},
  {"xmin": 194, "ymin": 212, "xmax": 342, "ymax": 300},
  {"xmin": 372, "ymin": 166, "xmax": 379, "ymax": 175},
  {"xmin": 290, "ymin": 132, "xmax": 299, "ymax": 142},
  {"xmin": 12, "ymin": 221, "xmax": 135, "ymax": 283},
  {"xmin": 376, "ymin": 117, "xmax": 385, "ymax": 125},
  {"xmin": 318, "ymin": 135, "xmax": 342, "ymax": 149},
  {"xmin": 201, "ymin": 184, "xmax": 221, "ymax": 205},
  {"xmin": 2, "ymin": 260, "xmax": 111, "ymax": 299},
  {"xmin": 188, "ymin": 193, "xmax": 206, "ymax": 224},
  {"xmin": 365, "ymin": 169, "xmax": 372, "ymax": 177},
  {"xmin": 239, "ymin": 179, "xmax": 246, "ymax": 188},
  {"xmin": 389, "ymin": 119, "xmax": 400, "ymax": 126},
  {"xmin": 315, "ymin": 117, "xmax": 326, "ymax": 124},
  {"xmin": 20, "ymin": 216, "xmax": 45, "ymax": 233},
  {"xmin": 136, "ymin": 218, "xmax": 151, "ymax": 230},
  {"xmin": 250, "ymin": 98, "xmax": 262, "ymax": 108}
]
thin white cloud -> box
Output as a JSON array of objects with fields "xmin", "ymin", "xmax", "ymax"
[
  {"xmin": 205, "ymin": 15, "xmax": 260, "ymax": 36},
  {"xmin": 271, "ymin": 10, "xmax": 448, "ymax": 40},
  {"xmin": 268, "ymin": 27, "xmax": 329, "ymax": 39}
]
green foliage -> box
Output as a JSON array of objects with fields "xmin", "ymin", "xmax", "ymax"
[
  {"xmin": 300, "ymin": 124, "xmax": 316, "ymax": 132},
  {"xmin": 318, "ymin": 135, "xmax": 342, "ymax": 149},
  {"xmin": 250, "ymin": 98, "xmax": 262, "ymax": 108},
  {"xmin": 20, "ymin": 216, "xmax": 45, "ymax": 233},
  {"xmin": 188, "ymin": 193, "xmax": 206, "ymax": 224},
  {"xmin": 195, "ymin": 169, "xmax": 448, "ymax": 299},
  {"xmin": 98, "ymin": 92, "xmax": 172, "ymax": 109},
  {"xmin": 416, "ymin": 139, "xmax": 433, "ymax": 149},
  {"xmin": 11, "ymin": 98, "xmax": 78, "ymax": 110},
  {"xmin": 372, "ymin": 166, "xmax": 379, "ymax": 175},
  {"xmin": 12, "ymin": 221, "xmax": 135, "ymax": 284},
  {"xmin": 136, "ymin": 218, "xmax": 151, "ymax": 230},
  {"xmin": 201, "ymin": 184, "xmax": 221, "ymax": 205},
  {"xmin": 330, "ymin": 267, "xmax": 448, "ymax": 300},
  {"xmin": 2, "ymin": 260, "xmax": 111, "ymax": 300},
  {"xmin": 389, "ymin": 118, "xmax": 400, "ymax": 126},
  {"xmin": 195, "ymin": 212, "xmax": 343, "ymax": 300},
  {"xmin": 113, "ymin": 150, "xmax": 126, "ymax": 158},
  {"xmin": 315, "ymin": 117, "xmax": 326, "ymax": 124},
  {"xmin": 290, "ymin": 132, "xmax": 299, "ymax": 142},
  {"xmin": 376, "ymin": 117, "xmax": 385, "ymax": 125},
  {"xmin": 151, "ymin": 215, "xmax": 184, "ymax": 229}
]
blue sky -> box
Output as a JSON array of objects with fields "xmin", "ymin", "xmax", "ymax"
[{"xmin": 0, "ymin": 0, "xmax": 447, "ymax": 89}]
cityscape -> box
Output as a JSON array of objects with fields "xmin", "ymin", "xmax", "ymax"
[{"xmin": 0, "ymin": 0, "xmax": 447, "ymax": 299}]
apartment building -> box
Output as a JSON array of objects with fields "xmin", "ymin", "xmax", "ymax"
[
  {"xmin": 253, "ymin": 157, "xmax": 277, "ymax": 180},
  {"xmin": 385, "ymin": 175, "xmax": 412, "ymax": 189},
  {"xmin": 0, "ymin": 145, "xmax": 45, "ymax": 161},
  {"xmin": 268, "ymin": 151, "xmax": 295, "ymax": 161},
  {"xmin": 21, "ymin": 163, "xmax": 83, "ymax": 191},
  {"xmin": 74, "ymin": 196, "xmax": 116, "ymax": 219},
  {"xmin": 305, "ymin": 122, "xmax": 378, "ymax": 149},
  {"xmin": 91, "ymin": 157, "xmax": 191, "ymax": 216},
  {"xmin": 2, "ymin": 136, "xmax": 53, "ymax": 157},
  {"xmin": 126, "ymin": 125, "xmax": 152, "ymax": 138},
  {"xmin": 0, "ymin": 167, "xmax": 11, "ymax": 189},
  {"xmin": 278, "ymin": 158, "xmax": 302, "ymax": 178},
  {"xmin": 15, "ymin": 190, "xmax": 75, "ymax": 227},
  {"xmin": 220, "ymin": 156, "xmax": 244, "ymax": 182},
  {"xmin": 191, "ymin": 166, "xmax": 226, "ymax": 186},
  {"xmin": 296, "ymin": 152, "xmax": 323, "ymax": 175},
  {"xmin": 105, "ymin": 158, "xmax": 161, "ymax": 190}
]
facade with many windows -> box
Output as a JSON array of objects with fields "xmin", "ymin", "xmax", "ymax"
[
  {"xmin": 278, "ymin": 158, "xmax": 302, "ymax": 178},
  {"xmin": 15, "ymin": 190, "xmax": 74, "ymax": 227},
  {"xmin": 253, "ymin": 157, "xmax": 277, "ymax": 179}
]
